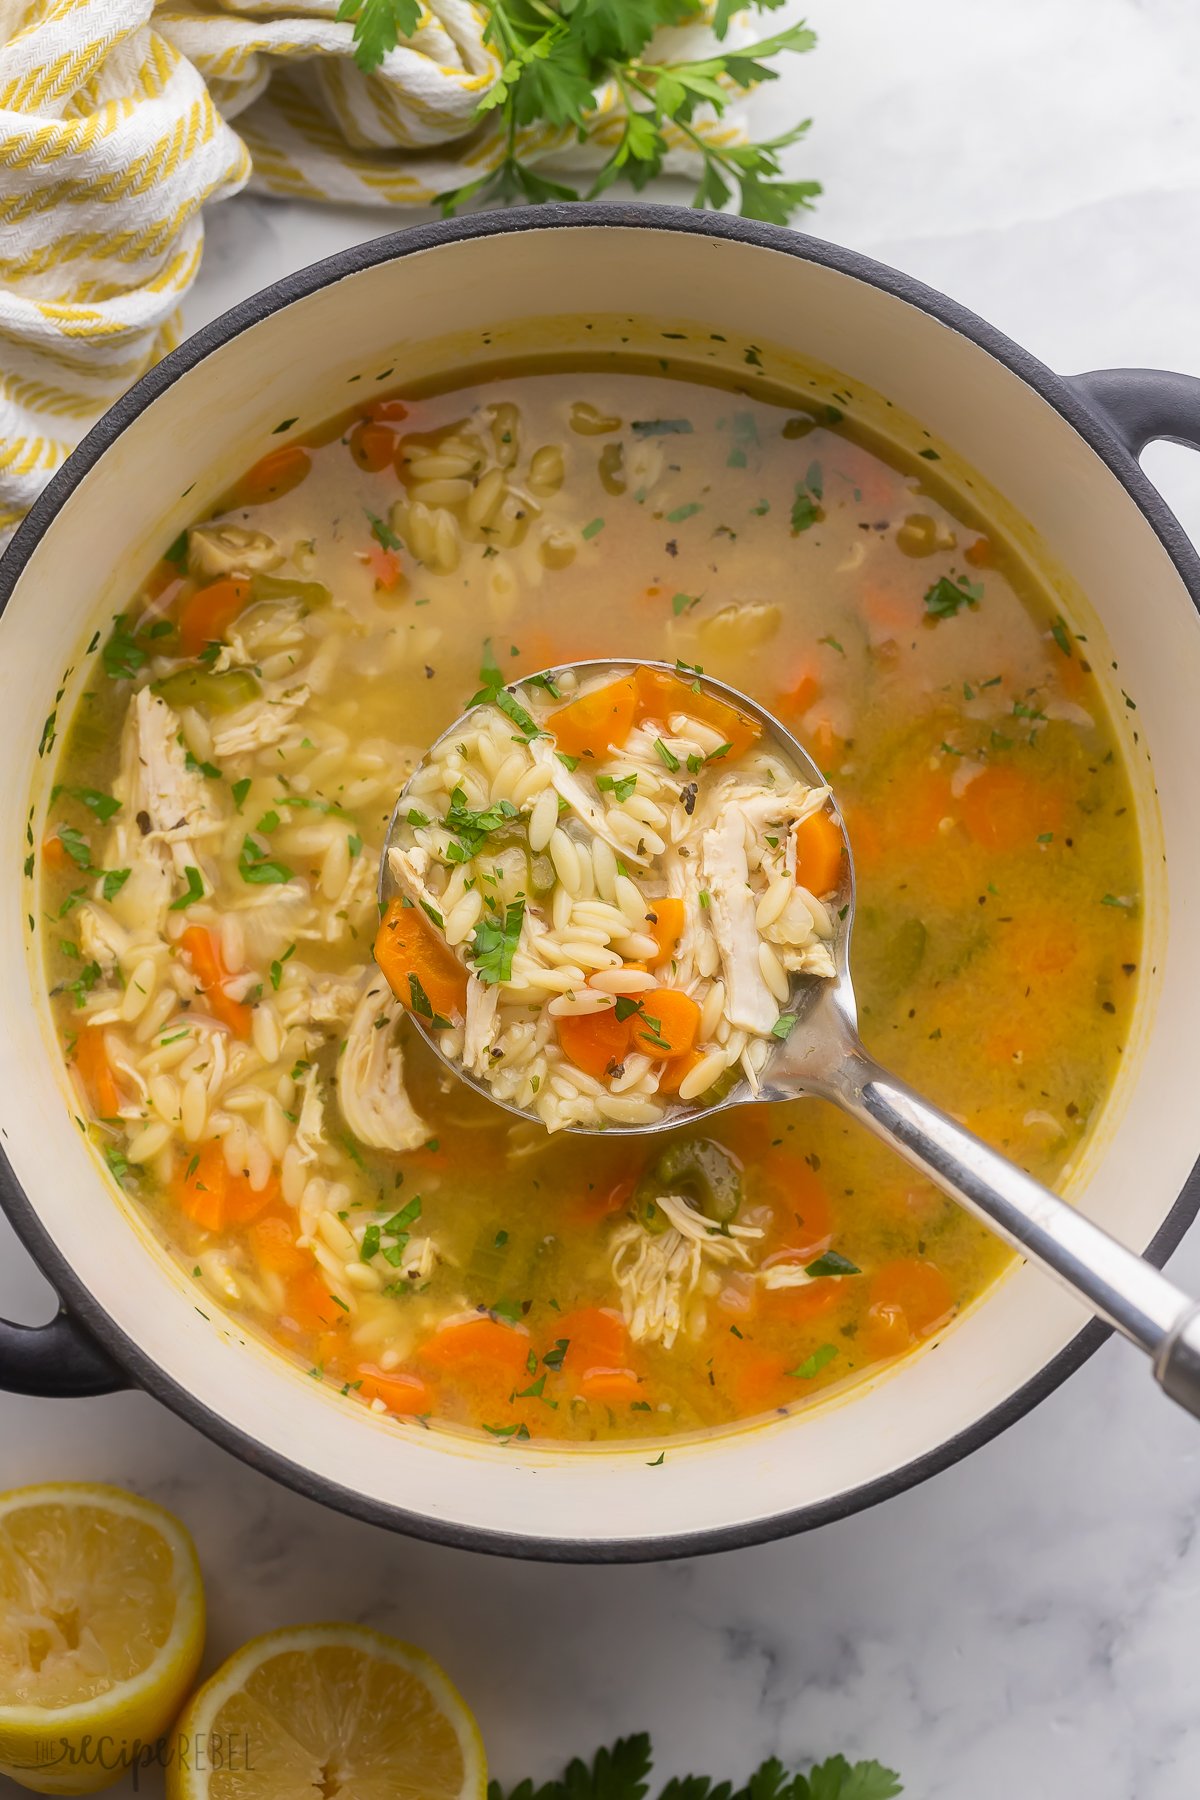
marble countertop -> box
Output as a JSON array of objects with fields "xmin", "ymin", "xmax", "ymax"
[{"xmin": 5, "ymin": 2, "xmax": 1200, "ymax": 1794}]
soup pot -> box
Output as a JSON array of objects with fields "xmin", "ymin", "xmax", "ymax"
[{"xmin": 3, "ymin": 204, "xmax": 1200, "ymax": 1562}]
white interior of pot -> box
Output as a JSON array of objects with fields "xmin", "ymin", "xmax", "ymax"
[{"xmin": 2, "ymin": 222, "xmax": 1197, "ymax": 1550}]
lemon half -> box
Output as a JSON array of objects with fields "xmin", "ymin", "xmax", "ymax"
[
  {"xmin": 0, "ymin": 1482, "xmax": 205, "ymax": 1795},
  {"xmin": 166, "ymin": 1623, "xmax": 486, "ymax": 1800}
]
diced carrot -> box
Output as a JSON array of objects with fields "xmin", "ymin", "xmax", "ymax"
[
  {"xmin": 958, "ymin": 765, "xmax": 1064, "ymax": 853},
  {"xmin": 364, "ymin": 543, "xmax": 402, "ymax": 591},
  {"xmin": 173, "ymin": 1142, "xmax": 274, "ymax": 1233},
  {"xmin": 760, "ymin": 1275, "xmax": 841, "ymax": 1326},
  {"xmin": 556, "ymin": 1006, "xmax": 633, "ymax": 1079},
  {"xmin": 580, "ymin": 1368, "xmax": 643, "ymax": 1404},
  {"xmin": 248, "ymin": 1213, "xmax": 308, "ymax": 1278},
  {"xmin": 367, "ymin": 397, "xmax": 410, "ymax": 422},
  {"xmin": 793, "ymin": 808, "xmax": 845, "ymax": 897},
  {"xmin": 418, "ymin": 1316, "xmax": 531, "ymax": 1374},
  {"xmin": 349, "ymin": 420, "xmax": 397, "ymax": 472},
  {"xmin": 374, "ymin": 897, "xmax": 469, "ymax": 1023},
  {"xmin": 843, "ymin": 805, "xmax": 884, "ymax": 876},
  {"xmin": 179, "ymin": 925, "xmax": 252, "ymax": 1040},
  {"xmin": 75, "ymin": 1023, "xmax": 120, "ymax": 1118},
  {"xmin": 657, "ymin": 1046, "xmax": 706, "ymax": 1097},
  {"xmin": 964, "ymin": 536, "xmax": 993, "ymax": 569},
  {"xmin": 558, "ymin": 1307, "xmax": 629, "ymax": 1379},
  {"xmin": 646, "ymin": 897, "xmax": 685, "ymax": 968},
  {"xmin": 574, "ymin": 1169, "xmax": 639, "ymax": 1223},
  {"xmin": 173, "ymin": 1142, "xmax": 228, "ymax": 1233},
  {"xmin": 862, "ymin": 583, "xmax": 922, "ymax": 644},
  {"xmin": 42, "ymin": 833, "xmax": 69, "ymax": 872},
  {"xmin": 229, "ymin": 444, "xmax": 312, "ymax": 509},
  {"xmin": 632, "ymin": 988, "xmax": 701, "ymax": 1061},
  {"xmin": 356, "ymin": 1366, "xmax": 432, "ymax": 1415},
  {"xmin": 779, "ymin": 667, "xmax": 820, "ymax": 716},
  {"xmin": 759, "ymin": 1156, "xmax": 832, "ymax": 1259},
  {"xmin": 863, "ymin": 1258, "xmax": 955, "ymax": 1358},
  {"xmin": 634, "ymin": 665, "xmax": 760, "ymax": 758},
  {"xmin": 178, "ymin": 577, "xmax": 250, "ymax": 656},
  {"xmin": 805, "ymin": 716, "xmax": 845, "ymax": 773},
  {"xmin": 549, "ymin": 673, "xmax": 639, "ymax": 759},
  {"xmin": 889, "ymin": 768, "xmax": 956, "ymax": 848},
  {"xmin": 285, "ymin": 1267, "xmax": 344, "ymax": 1335},
  {"xmin": 729, "ymin": 1350, "xmax": 793, "ymax": 1415}
]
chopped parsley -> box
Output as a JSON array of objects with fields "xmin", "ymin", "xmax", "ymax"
[{"xmin": 470, "ymin": 899, "xmax": 525, "ymax": 985}]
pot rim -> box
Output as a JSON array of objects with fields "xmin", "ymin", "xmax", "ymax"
[{"xmin": 2, "ymin": 200, "xmax": 1198, "ymax": 1564}]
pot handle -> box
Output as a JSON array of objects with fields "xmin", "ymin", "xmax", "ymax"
[
  {"xmin": 1070, "ymin": 367, "xmax": 1200, "ymax": 457},
  {"xmin": 0, "ymin": 1308, "xmax": 128, "ymax": 1397}
]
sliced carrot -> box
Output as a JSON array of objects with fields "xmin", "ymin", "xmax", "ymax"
[
  {"xmin": 367, "ymin": 397, "xmax": 410, "ymax": 422},
  {"xmin": 863, "ymin": 1258, "xmax": 955, "ymax": 1359},
  {"xmin": 349, "ymin": 420, "xmax": 397, "ymax": 472},
  {"xmin": 793, "ymin": 807, "xmax": 845, "ymax": 897},
  {"xmin": 549, "ymin": 673, "xmax": 639, "ymax": 759},
  {"xmin": 229, "ymin": 444, "xmax": 312, "ymax": 509},
  {"xmin": 759, "ymin": 1156, "xmax": 832, "ymax": 1259},
  {"xmin": 557, "ymin": 1006, "xmax": 633, "ymax": 1079},
  {"xmin": 224, "ymin": 1166, "xmax": 278, "ymax": 1226},
  {"xmin": 646, "ymin": 897, "xmax": 684, "ymax": 968},
  {"xmin": 248, "ymin": 1213, "xmax": 308, "ymax": 1278},
  {"xmin": 843, "ymin": 805, "xmax": 884, "ymax": 876},
  {"xmin": 375, "ymin": 897, "xmax": 469, "ymax": 1023},
  {"xmin": 418, "ymin": 1316, "xmax": 531, "ymax": 1374},
  {"xmin": 580, "ymin": 1368, "xmax": 643, "ymax": 1404},
  {"xmin": 761, "ymin": 1275, "xmax": 841, "ymax": 1326},
  {"xmin": 862, "ymin": 582, "xmax": 923, "ymax": 644},
  {"xmin": 633, "ymin": 988, "xmax": 701, "ymax": 1061},
  {"xmin": 634, "ymin": 666, "xmax": 760, "ymax": 758},
  {"xmin": 574, "ymin": 1169, "xmax": 639, "ymax": 1223},
  {"xmin": 364, "ymin": 543, "xmax": 402, "ymax": 591},
  {"xmin": 780, "ymin": 668, "xmax": 820, "ymax": 716},
  {"xmin": 285, "ymin": 1267, "xmax": 344, "ymax": 1335},
  {"xmin": 173, "ymin": 1142, "xmax": 228, "ymax": 1233},
  {"xmin": 42, "ymin": 833, "xmax": 69, "ymax": 872},
  {"xmin": 958, "ymin": 765, "xmax": 1064, "ymax": 853},
  {"xmin": 558, "ymin": 1307, "xmax": 629, "ymax": 1379},
  {"xmin": 74, "ymin": 1023, "xmax": 119, "ymax": 1118},
  {"xmin": 179, "ymin": 924, "xmax": 253, "ymax": 1040},
  {"xmin": 356, "ymin": 1366, "xmax": 432, "ymax": 1415},
  {"xmin": 657, "ymin": 1046, "xmax": 706, "ymax": 1097},
  {"xmin": 964, "ymin": 536, "xmax": 994, "ymax": 569},
  {"xmin": 888, "ymin": 768, "xmax": 955, "ymax": 848},
  {"xmin": 178, "ymin": 577, "xmax": 251, "ymax": 656},
  {"xmin": 729, "ymin": 1350, "xmax": 793, "ymax": 1416}
]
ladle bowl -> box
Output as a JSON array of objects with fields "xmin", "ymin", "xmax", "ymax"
[{"xmin": 383, "ymin": 659, "xmax": 1200, "ymax": 1422}]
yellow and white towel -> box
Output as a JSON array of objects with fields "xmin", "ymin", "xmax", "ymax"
[{"xmin": 0, "ymin": 0, "xmax": 708, "ymax": 549}]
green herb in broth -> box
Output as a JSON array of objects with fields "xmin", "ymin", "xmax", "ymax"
[{"xmin": 38, "ymin": 352, "xmax": 1141, "ymax": 1446}]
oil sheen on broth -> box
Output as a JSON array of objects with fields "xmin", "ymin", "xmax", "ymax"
[{"xmin": 40, "ymin": 356, "xmax": 1142, "ymax": 1445}]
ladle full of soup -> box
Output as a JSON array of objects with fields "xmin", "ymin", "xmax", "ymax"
[{"xmin": 378, "ymin": 657, "xmax": 1200, "ymax": 1421}]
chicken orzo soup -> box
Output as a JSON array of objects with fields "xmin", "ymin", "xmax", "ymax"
[{"xmin": 37, "ymin": 355, "xmax": 1142, "ymax": 1444}]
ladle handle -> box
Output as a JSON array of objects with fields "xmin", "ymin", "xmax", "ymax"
[{"xmin": 820, "ymin": 1044, "xmax": 1200, "ymax": 1420}]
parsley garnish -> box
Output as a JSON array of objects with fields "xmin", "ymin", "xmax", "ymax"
[
  {"xmin": 407, "ymin": 973, "xmax": 453, "ymax": 1029},
  {"xmin": 101, "ymin": 868, "xmax": 131, "ymax": 902},
  {"xmin": 64, "ymin": 786, "xmax": 121, "ymax": 823},
  {"xmin": 805, "ymin": 1250, "xmax": 860, "ymax": 1277},
  {"xmin": 597, "ymin": 773, "xmax": 638, "ymax": 802},
  {"xmin": 653, "ymin": 738, "xmax": 681, "ymax": 773},
  {"xmin": 470, "ymin": 899, "xmax": 525, "ymax": 985},
  {"xmin": 365, "ymin": 507, "xmax": 402, "ymax": 551},
  {"xmin": 445, "ymin": 786, "xmax": 519, "ymax": 860},
  {"xmin": 925, "ymin": 574, "xmax": 984, "ymax": 620},
  {"xmin": 238, "ymin": 837, "xmax": 293, "ymax": 886},
  {"xmin": 788, "ymin": 1344, "xmax": 838, "ymax": 1379},
  {"xmin": 102, "ymin": 616, "xmax": 147, "ymax": 681},
  {"xmin": 790, "ymin": 459, "xmax": 823, "ymax": 532}
]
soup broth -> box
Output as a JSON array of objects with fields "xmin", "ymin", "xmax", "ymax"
[{"xmin": 38, "ymin": 355, "xmax": 1142, "ymax": 1445}]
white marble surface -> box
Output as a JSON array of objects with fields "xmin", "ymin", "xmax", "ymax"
[{"xmin": 5, "ymin": 3, "xmax": 1200, "ymax": 1795}]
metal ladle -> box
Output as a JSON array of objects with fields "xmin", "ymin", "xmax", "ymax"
[{"xmin": 383, "ymin": 660, "xmax": 1200, "ymax": 1420}]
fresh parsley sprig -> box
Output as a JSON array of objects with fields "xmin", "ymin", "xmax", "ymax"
[
  {"xmin": 489, "ymin": 1735, "xmax": 901, "ymax": 1800},
  {"xmin": 339, "ymin": 0, "xmax": 819, "ymax": 223}
]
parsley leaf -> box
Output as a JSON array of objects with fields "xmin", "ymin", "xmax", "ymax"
[
  {"xmin": 470, "ymin": 899, "xmax": 525, "ymax": 985},
  {"xmin": 238, "ymin": 837, "xmax": 294, "ymax": 886},
  {"xmin": 925, "ymin": 574, "xmax": 984, "ymax": 620},
  {"xmin": 445, "ymin": 787, "xmax": 519, "ymax": 860},
  {"xmin": 335, "ymin": 0, "xmax": 420, "ymax": 70}
]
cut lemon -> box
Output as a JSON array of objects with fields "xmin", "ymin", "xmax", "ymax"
[
  {"xmin": 0, "ymin": 1482, "xmax": 205, "ymax": 1795},
  {"xmin": 165, "ymin": 1623, "xmax": 486, "ymax": 1800}
]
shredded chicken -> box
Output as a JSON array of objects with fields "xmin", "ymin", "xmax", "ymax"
[
  {"xmin": 211, "ymin": 684, "xmax": 310, "ymax": 759},
  {"xmin": 293, "ymin": 1066, "xmax": 326, "ymax": 1166},
  {"xmin": 528, "ymin": 735, "xmax": 649, "ymax": 862},
  {"xmin": 187, "ymin": 523, "xmax": 282, "ymax": 581},
  {"xmin": 77, "ymin": 903, "xmax": 129, "ymax": 977},
  {"xmin": 107, "ymin": 688, "xmax": 222, "ymax": 930},
  {"xmin": 610, "ymin": 1193, "xmax": 762, "ymax": 1348},
  {"xmin": 337, "ymin": 978, "xmax": 429, "ymax": 1152},
  {"xmin": 701, "ymin": 801, "xmax": 778, "ymax": 1035},
  {"xmin": 463, "ymin": 974, "xmax": 499, "ymax": 1076}
]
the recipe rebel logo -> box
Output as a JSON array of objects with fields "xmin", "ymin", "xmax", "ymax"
[{"xmin": 11, "ymin": 1730, "xmax": 256, "ymax": 1789}]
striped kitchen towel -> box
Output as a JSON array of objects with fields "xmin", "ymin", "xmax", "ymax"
[{"xmin": 0, "ymin": 0, "xmax": 708, "ymax": 549}]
